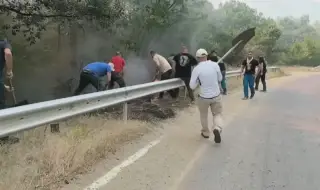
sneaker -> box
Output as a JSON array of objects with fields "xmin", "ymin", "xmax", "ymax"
[
  {"xmin": 213, "ymin": 128, "xmax": 221, "ymax": 143},
  {"xmin": 201, "ymin": 132, "xmax": 209, "ymax": 139},
  {"xmin": 250, "ymin": 93, "xmax": 255, "ymax": 99},
  {"xmin": 242, "ymin": 97, "xmax": 248, "ymax": 100}
]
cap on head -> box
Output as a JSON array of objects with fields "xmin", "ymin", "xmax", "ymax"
[{"xmin": 196, "ymin": 48, "xmax": 208, "ymax": 58}]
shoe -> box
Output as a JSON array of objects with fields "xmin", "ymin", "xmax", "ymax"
[
  {"xmin": 201, "ymin": 132, "xmax": 209, "ymax": 139},
  {"xmin": 260, "ymin": 90, "xmax": 267, "ymax": 92},
  {"xmin": 250, "ymin": 93, "xmax": 255, "ymax": 99},
  {"xmin": 213, "ymin": 128, "xmax": 221, "ymax": 143},
  {"xmin": 242, "ymin": 97, "xmax": 248, "ymax": 100}
]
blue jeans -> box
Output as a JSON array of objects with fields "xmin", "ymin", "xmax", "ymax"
[
  {"xmin": 0, "ymin": 71, "xmax": 5, "ymax": 109},
  {"xmin": 243, "ymin": 74, "xmax": 255, "ymax": 98}
]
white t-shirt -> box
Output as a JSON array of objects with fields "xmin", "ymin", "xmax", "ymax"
[
  {"xmin": 189, "ymin": 60, "xmax": 222, "ymax": 98},
  {"xmin": 153, "ymin": 53, "xmax": 172, "ymax": 74}
]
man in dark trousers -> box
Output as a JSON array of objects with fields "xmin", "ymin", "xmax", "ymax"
[
  {"xmin": 208, "ymin": 50, "xmax": 227, "ymax": 95},
  {"xmin": 241, "ymin": 51, "xmax": 259, "ymax": 100},
  {"xmin": 150, "ymin": 50, "xmax": 177, "ymax": 99},
  {"xmin": 255, "ymin": 56, "xmax": 267, "ymax": 92},
  {"xmin": 172, "ymin": 46, "xmax": 197, "ymax": 102},
  {"xmin": 73, "ymin": 61, "xmax": 114, "ymax": 95},
  {"xmin": 0, "ymin": 39, "xmax": 19, "ymax": 144},
  {"xmin": 109, "ymin": 51, "xmax": 126, "ymax": 89}
]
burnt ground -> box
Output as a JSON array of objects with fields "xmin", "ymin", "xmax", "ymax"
[{"xmin": 92, "ymin": 87, "xmax": 192, "ymax": 123}]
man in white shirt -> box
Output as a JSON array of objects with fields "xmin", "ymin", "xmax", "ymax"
[
  {"xmin": 150, "ymin": 51, "xmax": 177, "ymax": 99},
  {"xmin": 189, "ymin": 48, "xmax": 223, "ymax": 143}
]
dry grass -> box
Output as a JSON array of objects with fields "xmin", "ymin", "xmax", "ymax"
[
  {"xmin": 0, "ymin": 117, "xmax": 149, "ymax": 190},
  {"xmin": 0, "ymin": 69, "xmax": 287, "ymax": 190}
]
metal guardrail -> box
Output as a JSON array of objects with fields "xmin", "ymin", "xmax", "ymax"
[{"xmin": 0, "ymin": 67, "xmax": 280, "ymax": 137}]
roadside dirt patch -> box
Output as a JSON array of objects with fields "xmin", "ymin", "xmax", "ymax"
[{"xmin": 0, "ymin": 118, "xmax": 149, "ymax": 190}]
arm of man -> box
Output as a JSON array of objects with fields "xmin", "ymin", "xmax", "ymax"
[
  {"xmin": 153, "ymin": 56, "xmax": 161, "ymax": 79},
  {"xmin": 240, "ymin": 60, "xmax": 246, "ymax": 75},
  {"xmin": 189, "ymin": 67, "xmax": 199, "ymax": 90},
  {"xmin": 107, "ymin": 72, "xmax": 111, "ymax": 83},
  {"xmin": 4, "ymin": 42, "xmax": 13, "ymax": 78},
  {"xmin": 255, "ymin": 61, "xmax": 260, "ymax": 77},
  {"xmin": 121, "ymin": 59, "xmax": 126, "ymax": 76}
]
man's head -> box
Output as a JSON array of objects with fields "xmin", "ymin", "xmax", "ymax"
[
  {"xmin": 209, "ymin": 50, "xmax": 217, "ymax": 57},
  {"xmin": 181, "ymin": 45, "xmax": 188, "ymax": 53},
  {"xmin": 258, "ymin": 56, "xmax": 265, "ymax": 63},
  {"xmin": 196, "ymin": 48, "xmax": 208, "ymax": 62},
  {"xmin": 247, "ymin": 51, "xmax": 253, "ymax": 59},
  {"xmin": 150, "ymin": 50, "xmax": 156, "ymax": 58},
  {"xmin": 116, "ymin": 51, "xmax": 122, "ymax": 56}
]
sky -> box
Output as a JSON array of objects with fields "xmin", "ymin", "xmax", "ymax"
[{"xmin": 209, "ymin": 0, "xmax": 320, "ymax": 22}]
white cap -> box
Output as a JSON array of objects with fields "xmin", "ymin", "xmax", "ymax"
[
  {"xmin": 109, "ymin": 62, "xmax": 115, "ymax": 71},
  {"xmin": 195, "ymin": 48, "xmax": 208, "ymax": 58}
]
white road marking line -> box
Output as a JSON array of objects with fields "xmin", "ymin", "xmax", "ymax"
[{"xmin": 84, "ymin": 136, "xmax": 163, "ymax": 190}]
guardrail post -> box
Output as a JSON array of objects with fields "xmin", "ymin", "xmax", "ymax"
[
  {"xmin": 50, "ymin": 123, "xmax": 60, "ymax": 133},
  {"xmin": 123, "ymin": 102, "xmax": 128, "ymax": 123}
]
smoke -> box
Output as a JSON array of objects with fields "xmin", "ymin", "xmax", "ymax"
[
  {"xmin": 124, "ymin": 54, "xmax": 155, "ymax": 85},
  {"xmin": 12, "ymin": 0, "xmax": 222, "ymax": 103}
]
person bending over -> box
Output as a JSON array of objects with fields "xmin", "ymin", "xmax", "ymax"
[{"xmin": 74, "ymin": 61, "xmax": 113, "ymax": 95}]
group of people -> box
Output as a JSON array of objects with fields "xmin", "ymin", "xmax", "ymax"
[
  {"xmin": 149, "ymin": 46, "xmax": 228, "ymax": 103},
  {"xmin": 0, "ymin": 37, "xmax": 267, "ymax": 145},
  {"xmin": 241, "ymin": 51, "xmax": 267, "ymax": 100},
  {"xmin": 73, "ymin": 51, "xmax": 126, "ymax": 95},
  {"xmin": 187, "ymin": 48, "xmax": 267, "ymax": 143}
]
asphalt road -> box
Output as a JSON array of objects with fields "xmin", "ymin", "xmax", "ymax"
[
  {"xmin": 64, "ymin": 72, "xmax": 320, "ymax": 190},
  {"xmin": 178, "ymin": 73, "xmax": 320, "ymax": 190}
]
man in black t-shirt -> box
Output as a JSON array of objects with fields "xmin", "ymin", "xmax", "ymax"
[
  {"xmin": 241, "ymin": 51, "xmax": 259, "ymax": 100},
  {"xmin": 172, "ymin": 46, "xmax": 197, "ymax": 102},
  {"xmin": 255, "ymin": 56, "xmax": 267, "ymax": 92}
]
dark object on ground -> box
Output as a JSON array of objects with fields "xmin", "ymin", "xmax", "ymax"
[
  {"xmin": 50, "ymin": 123, "xmax": 60, "ymax": 133},
  {"xmin": 11, "ymin": 99, "xmax": 29, "ymax": 107},
  {"xmin": 0, "ymin": 136, "xmax": 19, "ymax": 145},
  {"xmin": 232, "ymin": 27, "xmax": 256, "ymax": 54},
  {"xmin": 129, "ymin": 100, "xmax": 175, "ymax": 121}
]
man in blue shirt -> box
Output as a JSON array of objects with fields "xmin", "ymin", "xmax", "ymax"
[{"xmin": 73, "ymin": 61, "xmax": 114, "ymax": 95}]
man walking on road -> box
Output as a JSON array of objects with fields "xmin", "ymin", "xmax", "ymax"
[
  {"xmin": 190, "ymin": 48, "xmax": 223, "ymax": 143},
  {"xmin": 173, "ymin": 46, "xmax": 197, "ymax": 102},
  {"xmin": 73, "ymin": 61, "xmax": 114, "ymax": 95},
  {"xmin": 150, "ymin": 51, "xmax": 177, "ymax": 99},
  {"xmin": 241, "ymin": 51, "xmax": 259, "ymax": 100},
  {"xmin": 109, "ymin": 51, "xmax": 126, "ymax": 89},
  {"xmin": 255, "ymin": 56, "xmax": 267, "ymax": 92}
]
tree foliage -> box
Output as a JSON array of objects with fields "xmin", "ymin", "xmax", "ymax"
[{"xmin": 0, "ymin": 0, "xmax": 320, "ymax": 101}]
